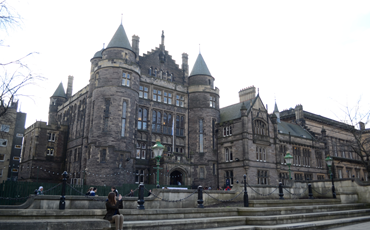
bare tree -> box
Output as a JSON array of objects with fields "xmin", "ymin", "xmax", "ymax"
[
  {"xmin": 337, "ymin": 99, "xmax": 370, "ymax": 180},
  {"xmin": 0, "ymin": 0, "xmax": 44, "ymax": 121}
]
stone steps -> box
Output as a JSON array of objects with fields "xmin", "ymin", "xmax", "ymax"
[
  {"xmin": 245, "ymin": 208, "xmax": 370, "ymax": 225},
  {"xmin": 0, "ymin": 219, "xmax": 110, "ymax": 230},
  {"xmin": 0, "ymin": 203, "xmax": 367, "ymax": 221},
  {"xmin": 197, "ymin": 216, "xmax": 370, "ymax": 230},
  {"xmin": 116, "ymin": 209, "xmax": 370, "ymax": 230}
]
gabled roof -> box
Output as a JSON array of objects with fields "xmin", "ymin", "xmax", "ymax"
[
  {"xmin": 220, "ymin": 101, "xmax": 251, "ymax": 123},
  {"xmin": 106, "ymin": 24, "xmax": 132, "ymax": 50},
  {"xmin": 189, "ymin": 53, "xmax": 212, "ymax": 77},
  {"xmin": 277, "ymin": 122, "xmax": 313, "ymax": 140},
  {"xmin": 52, "ymin": 83, "xmax": 66, "ymax": 98}
]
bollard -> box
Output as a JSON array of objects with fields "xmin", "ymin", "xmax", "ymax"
[
  {"xmin": 331, "ymin": 173, "xmax": 336, "ymax": 199},
  {"xmin": 197, "ymin": 185, "xmax": 204, "ymax": 208},
  {"xmin": 137, "ymin": 184, "xmax": 145, "ymax": 210},
  {"xmin": 59, "ymin": 171, "xmax": 68, "ymax": 210},
  {"xmin": 278, "ymin": 182, "xmax": 284, "ymax": 200},
  {"xmin": 308, "ymin": 183, "xmax": 313, "ymax": 199},
  {"xmin": 243, "ymin": 174, "xmax": 249, "ymax": 207}
]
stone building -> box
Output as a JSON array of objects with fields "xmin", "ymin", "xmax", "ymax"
[
  {"xmin": 0, "ymin": 100, "xmax": 26, "ymax": 182},
  {"xmin": 18, "ymin": 23, "xmax": 369, "ymax": 187},
  {"xmin": 280, "ymin": 106, "xmax": 369, "ymax": 182}
]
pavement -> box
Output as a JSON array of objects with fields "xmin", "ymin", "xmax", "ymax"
[{"xmin": 328, "ymin": 221, "xmax": 370, "ymax": 229}]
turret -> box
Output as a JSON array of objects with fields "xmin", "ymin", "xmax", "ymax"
[
  {"xmin": 188, "ymin": 52, "xmax": 219, "ymax": 188},
  {"xmin": 49, "ymin": 83, "xmax": 67, "ymax": 125},
  {"xmin": 85, "ymin": 23, "xmax": 139, "ymax": 185}
]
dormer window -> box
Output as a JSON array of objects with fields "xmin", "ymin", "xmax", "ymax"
[{"xmin": 122, "ymin": 72, "xmax": 130, "ymax": 87}]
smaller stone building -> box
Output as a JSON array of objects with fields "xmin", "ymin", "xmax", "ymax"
[{"xmin": 0, "ymin": 100, "xmax": 26, "ymax": 182}]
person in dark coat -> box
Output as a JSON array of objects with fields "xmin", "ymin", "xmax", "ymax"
[{"xmin": 104, "ymin": 192, "xmax": 124, "ymax": 230}]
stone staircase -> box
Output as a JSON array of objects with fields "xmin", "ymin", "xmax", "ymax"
[{"xmin": 1, "ymin": 199, "xmax": 370, "ymax": 229}]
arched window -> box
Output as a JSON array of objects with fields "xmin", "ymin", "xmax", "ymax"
[
  {"xmin": 154, "ymin": 68, "xmax": 157, "ymax": 78},
  {"xmin": 149, "ymin": 67, "xmax": 152, "ymax": 76},
  {"xmin": 254, "ymin": 120, "xmax": 268, "ymax": 136}
]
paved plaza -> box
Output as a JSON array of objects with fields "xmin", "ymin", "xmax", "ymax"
[{"xmin": 329, "ymin": 221, "xmax": 370, "ymax": 229}]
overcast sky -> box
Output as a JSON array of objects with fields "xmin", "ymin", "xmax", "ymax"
[{"xmin": 2, "ymin": 0, "xmax": 370, "ymax": 128}]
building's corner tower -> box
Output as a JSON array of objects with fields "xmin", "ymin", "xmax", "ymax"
[
  {"xmin": 48, "ymin": 83, "xmax": 67, "ymax": 125},
  {"xmin": 86, "ymin": 23, "xmax": 140, "ymax": 185},
  {"xmin": 188, "ymin": 53, "xmax": 220, "ymax": 188}
]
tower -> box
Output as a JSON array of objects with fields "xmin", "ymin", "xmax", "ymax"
[
  {"xmin": 85, "ymin": 23, "xmax": 140, "ymax": 185},
  {"xmin": 188, "ymin": 53, "xmax": 220, "ymax": 188},
  {"xmin": 48, "ymin": 83, "xmax": 67, "ymax": 125}
]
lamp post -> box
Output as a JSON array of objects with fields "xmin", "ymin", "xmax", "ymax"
[
  {"xmin": 152, "ymin": 140, "xmax": 164, "ymax": 188},
  {"xmin": 325, "ymin": 156, "xmax": 333, "ymax": 179},
  {"xmin": 284, "ymin": 152, "xmax": 293, "ymax": 180},
  {"xmin": 325, "ymin": 156, "xmax": 336, "ymax": 198}
]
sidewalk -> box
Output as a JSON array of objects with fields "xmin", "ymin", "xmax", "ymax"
[{"xmin": 329, "ymin": 221, "xmax": 370, "ymax": 229}]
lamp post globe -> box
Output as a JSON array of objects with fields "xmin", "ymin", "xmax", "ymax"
[
  {"xmin": 152, "ymin": 140, "xmax": 164, "ymax": 188},
  {"xmin": 325, "ymin": 156, "xmax": 333, "ymax": 179},
  {"xmin": 284, "ymin": 152, "xmax": 293, "ymax": 180}
]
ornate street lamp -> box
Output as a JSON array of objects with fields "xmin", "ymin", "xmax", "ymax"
[
  {"xmin": 325, "ymin": 156, "xmax": 336, "ymax": 198},
  {"xmin": 284, "ymin": 152, "xmax": 293, "ymax": 180},
  {"xmin": 152, "ymin": 140, "xmax": 164, "ymax": 188},
  {"xmin": 325, "ymin": 156, "xmax": 333, "ymax": 179}
]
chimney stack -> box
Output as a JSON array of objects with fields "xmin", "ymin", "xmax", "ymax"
[
  {"xmin": 182, "ymin": 53, "xmax": 189, "ymax": 78},
  {"xmin": 66, "ymin": 75, "xmax": 74, "ymax": 98},
  {"xmin": 239, "ymin": 86, "xmax": 256, "ymax": 102},
  {"xmin": 132, "ymin": 35, "xmax": 140, "ymax": 61}
]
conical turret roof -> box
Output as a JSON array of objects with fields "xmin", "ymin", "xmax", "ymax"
[
  {"xmin": 92, "ymin": 48, "xmax": 103, "ymax": 58},
  {"xmin": 52, "ymin": 82, "xmax": 67, "ymax": 98},
  {"xmin": 190, "ymin": 53, "xmax": 212, "ymax": 77},
  {"xmin": 107, "ymin": 24, "xmax": 132, "ymax": 50},
  {"xmin": 274, "ymin": 102, "xmax": 279, "ymax": 113}
]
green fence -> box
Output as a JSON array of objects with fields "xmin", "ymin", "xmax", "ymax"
[{"xmin": 0, "ymin": 181, "xmax": 190, "ymax": 205}]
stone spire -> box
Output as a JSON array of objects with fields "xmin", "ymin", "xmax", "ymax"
[{"xmin": 274, "ymin": 101, "xmax": 280, "ymax": 123}]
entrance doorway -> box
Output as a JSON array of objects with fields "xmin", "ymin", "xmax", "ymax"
[{"xmin": 170, "ymin": 170, "xmax": 183, "ymax": 185}]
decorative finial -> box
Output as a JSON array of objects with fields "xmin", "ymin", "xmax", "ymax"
[
  {"xmin": 258, "ymin": 88, "xmax": 259, "ymax": 94},
  {"xmin": 103, "ymin": 43, "xmax": 105, "ymax": 49},
  {"xmin": 121, "ymin": 14, "xmax": 123, "ymax": 24},
  {"xmin": 199, "ymin": 44, "xmax": 201, "ymax": 54}
]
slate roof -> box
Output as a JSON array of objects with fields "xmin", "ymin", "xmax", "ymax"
[
  {"xmin": 189, "ymin": 53, "xmax": 212, "ymax": 77},
  {"xmin": 220, "ymin": 101, "xmax": 251, "ymax": 123},
  {"xmin": 280, "ymin": 109, "xmax": 354, "ymax": 131},
  {"xmin": 52, "ymin": 83, "xmax": 66, "ymax": 98},
  {"xmin": 106, "ymin": 24, "xmax": 132, "ymax": 50},
  {"xmin": 277, "ymin": 122, "xmax": 313, "ymax": 140},
  {"xmin": 274, "ymin": 102, "xmax": 279, "ymax": 112},
  {"xmin": 93, "ymin": 48, "xmax": 103, "ymax": 58}
]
